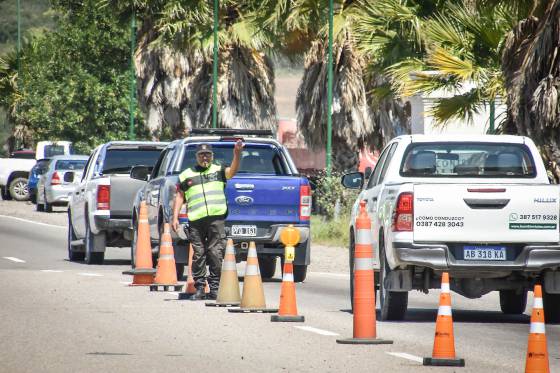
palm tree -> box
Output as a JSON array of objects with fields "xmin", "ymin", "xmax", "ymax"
[
  {"xmin": 103, "ymin": 1, "xmax": 277, "ymax": 138},
  {"xmin": 502, "ymin": 0, "xmax": 560, "ymax": 180}
]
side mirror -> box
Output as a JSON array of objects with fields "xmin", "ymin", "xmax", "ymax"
[
  {"xmin": 64, "ymin": 172, "xmax": 74, "ymax": 183},
  {"xmin": 130, "ymin": 165, "xmax": 152, "ymax": 181},
  {"xmin": 364, "ymin": 166, "xmax": 373, "ymax": 179},
  {"xmin": 341, "ymin": 171, "xmax": 364, "ymax": 189}
]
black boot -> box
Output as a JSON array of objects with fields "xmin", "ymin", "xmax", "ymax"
[{"xmin": 190, "ymin": 288, "xmax": 206, "ymax": 300}]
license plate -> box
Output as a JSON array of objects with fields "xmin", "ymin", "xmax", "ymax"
[
  {"xmin": 463, "ymin": 246, "xmax": 507, "ymax": 261},
  {"xmin": 232, "ymin": 225, "xmax": 257, "ymax": 237}
]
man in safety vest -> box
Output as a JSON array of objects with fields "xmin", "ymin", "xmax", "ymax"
[{"xmin": 172, "ymin": 140, "xmax": 243, "ymax": 300}]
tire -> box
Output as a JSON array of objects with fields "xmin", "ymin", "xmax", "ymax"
[
  {"xmin": 9, "ymin": 177, "xmax": 29, "ymax": 201},
  {"xmin": 67, "ymin": 213, "xmax": 85, "ymax": 261},
  {"xmin": 176, "ymin": 263, "xmax": 185, "ymax": 280},
  {"xmin": 543, "ymin": 288, "xmax": 560, "ymax": 324},
  {"xmin": 85, "ymin": 218, "xmax": 105, "ymax": 265},
  {"xmin": 259, "ymin": 256, "xmax": 277, "ymax": 279},
  {"xmin": 349, "ymin": 233, "xmax": 355, "ymax": 311},
  {"xmin": 379, "ymin": 237, "xmax": 408, "ymax": 321},
  {"xmin": 44, "ymin": 192, "xmax": 52, "ymax": 213},
  {"xmin": 499, "ymin": 289, "xmax": 527, "ymax": 315},
  {"xmin": 293, "ymin": 264, "xmax": 307, "ymax": 283},
  {"xmin": 1, "ymin": 186, "xmax": 11, "ymax": 200},
  {"xmin": 36, "ymin": 198, "xmax": 44, "ymax": 212},
  {"xmin": 130, "ymin": 217, "xmax": 138, "ymax": 268}
]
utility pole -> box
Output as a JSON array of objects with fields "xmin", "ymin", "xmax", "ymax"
[
  {"xmin": 128, "ymin": 9, "xmax": 136, "ymax": 140},
  {"xmin": 212, "ymin": 0, "xmax": 218, "ymax": 128},
  {"xmin": 326, "ymin": 0, "xmax": 333, "ymax": 176}
]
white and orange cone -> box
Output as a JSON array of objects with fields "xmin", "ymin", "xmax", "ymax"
[
  {"xmin": 206, "ymin": 238, "xmax": 241, "ymax": 307},
  {"xmin": 229, "ymin": 241, "xmax": 277, "ymax": 313},
  {"xmin": 271, "ymin": 261, "xmax": 304, "ymax": 322},
  {"xmin": 525, "ymin": 284, "xmax": 549, "ymax": 373},
  {"xmin": 149, "ymin": 223, "xmax": 182, "ymax": 291},
  {"xmin": 123, "ymin": 201, "xmax": 156, "ymax": 285},
  {"xmin": 423, "ymin": 272, "xmax": 465, "ymax": 367}
]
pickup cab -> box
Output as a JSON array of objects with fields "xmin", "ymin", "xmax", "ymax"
[
  {"xmin": 342, "ymin": 135, "xmax": 560, "ymax": 322},
  {"xmin": 131, "ymin": 129, "xmax": 311, "ymax": 282},
  {"xmin": 67, "ymin": 141, "xmax": 168, "ymax": 264},
  {"xmin": 0, "ymin": 141, "xmax": 73, "ymax": 201}
]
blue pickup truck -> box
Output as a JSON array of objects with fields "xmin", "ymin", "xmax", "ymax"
[{"xmin": 130, "ymin": 129, "xmax": 312, "ymax": 282}]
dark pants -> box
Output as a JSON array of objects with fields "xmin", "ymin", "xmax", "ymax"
[{"xmin": 188, "ymin": 216, "xmax": 226, "ymax": 291}]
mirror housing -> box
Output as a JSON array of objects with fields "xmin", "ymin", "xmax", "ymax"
[
  {"xmin": 341, "ymin": 172, "xmax": 364, "ymax": 189},
  {"xmin": 130, "ymin": 165, "xmax": 152, "ymax": 181},
  {"xmin": 63, "ymin": 172, "xmax": 74, "ymax": 183}
]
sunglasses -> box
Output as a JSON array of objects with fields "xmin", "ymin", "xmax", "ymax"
[{"xmin": 197, "ymin": 152, "xmax": 213, "ymax": 157}]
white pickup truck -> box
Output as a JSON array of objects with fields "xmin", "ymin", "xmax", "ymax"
[
  {"xmin": 0, "ymin": 141, "xmax": 73, "ymax": 201},
  {"xmin": 342, "ymin": 135, "xmax": 560, "ymax": 322}
]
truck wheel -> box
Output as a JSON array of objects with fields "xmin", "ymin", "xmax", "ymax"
[
  {"xmin": 379, "ymin": 238, "xmax": 408, "ymax": 321},
  {"xmin": 543, "ymin": 288, "xmax": 560, "ymax": 324},
  {"xmin": 1, "ymin": 186, "xmax": 12, "ymax": 200},
  {"xmin": 44, "ymin": 192, "xmax": 52, "ymax": 213},
  {"xmin": 130, "ymin": 218, "xmax": 138, "ymax": 268},
  {"xmin": 9, "ymin": 177, "xmax": 29, "ymax": 201},
  {"xmin": 67, "ymin": 213, "xmax": 84, "ymax": 261},
  {"xmin": 36, "ymin": 197, "xmax": 45, "ymax": 212},
  {"xmin": 349, "ymin": 233, "xmax": 355, "ymax": 311},
  {"xmin": 259, "ymin": 256, "xmax": 277, "ymax": 279},
  {"xmin": 499, "ymin": 289, "xmax": 527, "ymax": 315},
  {"xmin": 176, "ymin": 263, "xmax": 185, "ymax": 280},
  {"xmin": 85, "ymin": 218, "xmax": 105, "ymax": 265},
  {"xmin": 293, "ymin": 264, "xmax": 307, "ymax": 282}
]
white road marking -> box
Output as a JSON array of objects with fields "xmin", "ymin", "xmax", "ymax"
[
  {"xmin": 41, "ymin": 270, "xmax": 63, "ymax": 273},
  {"xmin": 120, "ymin": 281, "xmax": 132, "ymax": 285},
  {"xmin": 3, "ymin": 256, "xmax": 26, "ymax": 263},
  {"xmin": 386, "ymin": 352, "xmax": 423, "ymax": 363},
  {"xmin": 293, "ymin": 326, "xmax": 339, "ymax": 336},
  {"xmin": 309, "ymin": 271, "xmax": 350, "ymax": 278},
  {"xmin": 78, "ymin": 273, "xmax": 103, "ymax": 277},
  {"xmin": 0, "ymin": 215, "xmax": 65, "ymax": 229}
]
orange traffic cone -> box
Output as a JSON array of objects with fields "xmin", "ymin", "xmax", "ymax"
[
  {"xmin": 206, "ymin": 238, "xmax": 241, "ymax": 307},
  {"xmin": 423, "ymin": 272, "xmax": 465, "ymax": 367},
  {"xmin": 229, "ymin": 241, "xmax": 278, "ymax": 313},
  {"xmin": 178, "ymin": 243, "xmax": 210, "ymax": 300},
  {"xmin": 149, "ymin": 223, "xmax": 182, "ymax": 291},
  {"xmin": 525, "ymin": 284, "xmax": 549, "ymax": 373},
  {"xmin": 271, "ymin": 261, "xmax": 304, "ymax": 322},
  {"xmin": 123, "ymin": 201, "xmax": 156, "ymax": 285},
  {"xmin": 337, "ymin": 201, "xmax": 392, "ymax": 344}
]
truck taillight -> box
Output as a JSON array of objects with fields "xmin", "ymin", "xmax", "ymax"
[
  {"xmin": 97, "ymin": 185, "xmax": 110, "ymax": 210},
  {"xmin": 50, "ymin": 172, "xmax": 61, "ymax": 186},
  {"xmin": 392, "ymin": 192, "xmax": 413, "ymax": 231},
  {"xmin": 299, "ymin": 185, "xmax": 311, "ymax": 220}
]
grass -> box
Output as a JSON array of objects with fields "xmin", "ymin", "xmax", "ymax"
[{"xmin": 310, "ymin": 214, "xmax": 350, "ymax": 248}]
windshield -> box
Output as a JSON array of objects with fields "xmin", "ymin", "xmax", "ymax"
[
  {"xmin": 55, "ymin": 160, "xmax": 87, "ymax": 170},
  {"xmin": 400, "ymin": 142, "xmax": 536, "ymax": 178},
  {"xmin": 102, "ymin": 149, "xmax": 162, "ymax": 174},
  {"xmin": 178, "ymin": 144, "xmax": 289, "ymax": 175}
]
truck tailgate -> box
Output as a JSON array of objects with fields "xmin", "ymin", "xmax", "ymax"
[
  {"xmin": 110, "ymin": 175, "xmax": 146, "ymax": 218},
  {"xmin": 413, "ymin": 184, "xmax": 560, "ymax": 243}
]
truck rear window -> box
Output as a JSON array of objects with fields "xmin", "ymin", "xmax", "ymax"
[
  {"xmin": 102, "ymin": 149, "xmax": 162, "ymax": 174},
  {"xmin": 55, "ymin": 160, "xmax": 87, "ymax": 170},
  {"xmin": 399, "ymin": 142, "xmax": 536, "ymax": 178},
  {"xmin": 179, "ymin": 144, "xmax": 290, "ymax": 175}
]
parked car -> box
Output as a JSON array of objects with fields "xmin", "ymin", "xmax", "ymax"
[
  {"xmin": 0, "ymin": 141, "xmax": 73, "ymax": 201},
  {"xmin": 27, "ymin": 159, "xmax": 51, "ymax": 204},
  {"xmin": 342, "ymin": 134, "xmax": 560, "ymax": 322},
  {"xmin": 35, "ymin": 155, "xmax": 89, "ymax": 212},
  {"xmin": 130, "ymin": 129, "xmax": 312, "ymax": 281},
  {"xmin": 9, "ymin": 150, "xmax": 36, "ymax": 159},
  {"xmin": 67, "ymin": 141, "xmax": 168, "ymax": 264}
]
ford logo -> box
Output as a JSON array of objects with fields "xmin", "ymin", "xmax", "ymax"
[{"xmin": 235, "ymin": 196, "xmax": 254, "ymax": 205}]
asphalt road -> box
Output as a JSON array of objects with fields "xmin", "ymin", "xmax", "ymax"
[{"xmin": 0, "ymin": 214, "xmax": 559, "ymax": 372}]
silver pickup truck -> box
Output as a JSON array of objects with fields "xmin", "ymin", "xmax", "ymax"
[{"xmin": 66, "ymin": 141, "xmax": 167, "ymax": 264}]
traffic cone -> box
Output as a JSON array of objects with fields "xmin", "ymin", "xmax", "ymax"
[
  {"xmin": 178, "ymin": 243, "xmax": 210, "ymax": 300},
  {"xmin": 122, "ymin": 201, "xmax": 156, "ymax": 285},
  {"xmin": 525, "ymin": 284, "xmax": 549, "ymax": 373},
  {"xmin": 423, "ymin": 272, "xmax": 465, "ymax": 367},
  {"xmin": 149, "ymin": 223, "xmax": 182, "ymax": 291},
  {"xmin": 229, "ymin": 241, "xmax": 278, "ymax": 313},
  {"xmin": 337, "ymin": 201, "xmax": 392, "ymax": 344},
  {"xmin": 206, "ymin": 238, "xmax": 241, "ymax": 307},
  {"xmin": 271, "ymin": 261, "xmax": 304, "ymax": 322}
]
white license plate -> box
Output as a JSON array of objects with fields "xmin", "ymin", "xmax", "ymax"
[
  {"xmin": 232, "ymin": 225, "xmax": 257, "ymax": 237},
  {"xmin": 463, "ymin": 246, "xmax": 507, "ymax": 261}
]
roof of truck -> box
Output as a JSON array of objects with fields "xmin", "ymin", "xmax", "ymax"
[{"xmin": 398, "ymin": 134, "xmax": 527, "ymax": 144}]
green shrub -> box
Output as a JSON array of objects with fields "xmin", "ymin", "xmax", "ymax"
[
  {"xmin": 311, "ymin": 214, "xmax": 350, "ymax": 248},
  {"xmin": 312, "ymin": 170, "xmax": 358, "ymax": 220}
]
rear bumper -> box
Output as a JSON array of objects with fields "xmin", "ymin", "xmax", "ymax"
[
  {"xmin": 393, "ymin": 242, "xmax": 560, "ymax": 272},
  {"xmin": 46, "ymin": 186, "xmax": 76, "ymax": 204},
  {"xmin": 94, "ymin": 215, "xmax": 132, "ymax": 232}
]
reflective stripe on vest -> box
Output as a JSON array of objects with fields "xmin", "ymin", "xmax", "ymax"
[{"xmin": 179, "ymin": 164, "xmax": 227, "ymax": 221}]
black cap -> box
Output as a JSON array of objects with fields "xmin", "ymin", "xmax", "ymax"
[{"xmin": 195, "ymin": 143, "xmax": 213, "ymax": 154}]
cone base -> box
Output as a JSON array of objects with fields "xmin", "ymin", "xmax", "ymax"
[
  {"xmin": 271, "ymin": 315, "xmax": 305, "ymax": 322},
  {"xmin": 423, "ymin": 357, "xmax": 465, "ymax": 367},
  {"xmin": 122, "ymin": 268, "xmax": 156, "ymax": 276},
  {"xmin": 228, "ymin": 308, "xmax": 278, "ymax": 313},
  {"xmin": 336, "ymin": 337, "xmax": 393, "ymax": 345},
  {"xmin": 149, "ymin": 284, "xmax": 182, "ymax": 292},
  {"xmin": 205, "ymin": 301, "xmax": 240, "ymax": 307}
]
